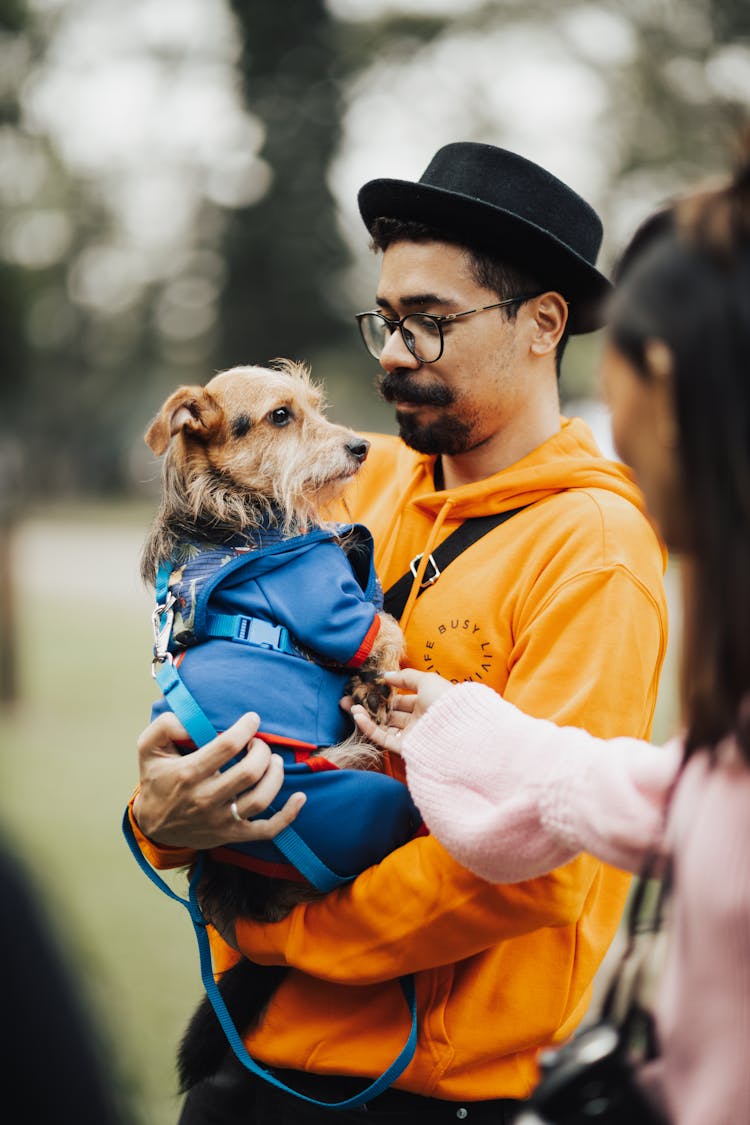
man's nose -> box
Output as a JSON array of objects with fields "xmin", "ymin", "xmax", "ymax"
[{"xmin": 379, "ymin": 328, "xmax": 421, "ymax": 374}]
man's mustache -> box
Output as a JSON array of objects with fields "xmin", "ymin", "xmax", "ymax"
[{"xmin": 377, "ymin": 372, "xmax": 454, "ymax": 407}]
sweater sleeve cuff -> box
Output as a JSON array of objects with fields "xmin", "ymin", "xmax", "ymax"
[
  {"xmin": 399, "ymin": 682, "xmax": 678, "ymax": 881},
  {"xmin": 126, "ymin": 790, "xmax": 197, "ymax": 871},
  {"xmin": 400, "ymin": 683, "xmax": 580, "ymax": 881}
]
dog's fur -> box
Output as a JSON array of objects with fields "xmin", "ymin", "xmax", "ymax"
[{"xmin": 142, "ymin": 360, "xmax": 404, "ymax": 1092}]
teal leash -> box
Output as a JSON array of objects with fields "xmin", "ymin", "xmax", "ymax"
[
  {"xmin": 121, "ymin": 812, "xmax": 418, "ymax": 1108},
  {"xmin": 122, "ymin": 560, "xmax": 418, "ymax": 1108}
]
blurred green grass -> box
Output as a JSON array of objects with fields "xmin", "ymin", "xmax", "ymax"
[{"xmin": 0, "ymin": 500, "xmax": 681, "ymax": 1124}]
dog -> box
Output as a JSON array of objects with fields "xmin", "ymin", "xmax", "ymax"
[{"xmin": 140, "ymin": 360, "xmax": 419, "ymax": 1092}]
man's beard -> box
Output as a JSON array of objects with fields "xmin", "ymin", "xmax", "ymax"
[
  {"xmin": 395, "ymin": 410, "xmax": 472, "ymax": 455},
  {"xmin": 378, "ymin": 371, "xmax": 473, "ymax": 455}
]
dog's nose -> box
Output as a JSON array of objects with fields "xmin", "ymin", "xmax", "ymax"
[{"xmin": 346, "ymin": 438, "xmax": 370, "ymax": 463}]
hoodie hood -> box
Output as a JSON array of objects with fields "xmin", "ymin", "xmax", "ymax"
[
  {"xmin": 345, "ymin": 416, "xmax": 666, "ymax": 626},
  {"xmin": 401, "ymin": 416, "xmax": 647, "ymax": 521}
]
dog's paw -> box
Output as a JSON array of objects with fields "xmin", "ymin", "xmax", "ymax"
[{"xmin": 346, "ymin": 668, "xmax": 393, "ymax": 726}]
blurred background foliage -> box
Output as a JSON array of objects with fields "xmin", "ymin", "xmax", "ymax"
[
  {"xmin": 1, "ymin": 0, "xmax": 749, "ymax": 499},
  {"xmin": 0, "ymin": 2, "xmax": 748, "ymax": 1121}
]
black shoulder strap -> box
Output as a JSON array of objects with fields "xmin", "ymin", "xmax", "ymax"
[{"xmin": 383, "ymin": 506, "xmax": 527, "ymax": 620}]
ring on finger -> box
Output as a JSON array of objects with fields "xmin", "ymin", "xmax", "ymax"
[{"xmin": 230, "ymin": 800, "xmax": 242, "ymax": 823}]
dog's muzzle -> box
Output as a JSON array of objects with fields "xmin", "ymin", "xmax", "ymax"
[{"xmin": 346, "ymin": 438, "xmax": 370, "ymax": 463}]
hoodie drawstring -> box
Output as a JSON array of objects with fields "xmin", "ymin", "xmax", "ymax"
[
  {"xmin": 374, "ymin": 461, "xmax": 427, "ymax": 580},
  {"xmin": 398, "ymin": 499, "xmax": 455, "ymax": 633}
]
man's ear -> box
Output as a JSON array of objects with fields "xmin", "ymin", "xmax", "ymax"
[
  {"xmin": 144, "ymin": 386, "xmax": 224, "ymax": 455},
  {"xmin": 528, "ymin": 292, "xmax": 569, "ymax": 357}
]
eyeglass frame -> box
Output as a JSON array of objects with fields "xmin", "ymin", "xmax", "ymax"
[{"xmin": 355, "ymin": 294, "xmax": 542, "ymax": 364}]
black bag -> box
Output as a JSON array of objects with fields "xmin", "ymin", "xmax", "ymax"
[
  {"xmin": 529, "ymin": 1019, "xmax": 664, "ymax": 1124},
  {"xmin": 528, "ymin": 857, "xmax": 671, "ymax": 1125}
]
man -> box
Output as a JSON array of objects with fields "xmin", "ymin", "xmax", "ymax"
[{"xmin": 131, "ymin": 143, "xmax": 668, "ymax": 1123}]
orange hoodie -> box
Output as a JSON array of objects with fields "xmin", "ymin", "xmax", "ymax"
[{"xmin": 132, "ymin": 417, "xmax": 668, "ymax": 1101}]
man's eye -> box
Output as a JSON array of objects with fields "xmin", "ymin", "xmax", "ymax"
[
  {"xmin": 413, "ymin": 315, "xmax": 441, "ymax": 336},
  {"xmin": 268, "ymin": 407, "xmax": 292, "ymax": 426}
]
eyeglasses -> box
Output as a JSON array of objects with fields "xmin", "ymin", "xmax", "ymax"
[{"xmin": 355, "ymin": 295, "xmax": 539, "ymax": 364}]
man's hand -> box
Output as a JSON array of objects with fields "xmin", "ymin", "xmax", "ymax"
[
  {"xmin": 132, "ymin": 711, "xmax": 305, "ymax": 849},
  {"xmin": 350, "ymin": 668, "xmax": 454, "ymax": 753}
]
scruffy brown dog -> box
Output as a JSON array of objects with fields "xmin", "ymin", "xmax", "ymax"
[
  {"xmin": 142, "ymin": 359, "xmax": 404, "ymax": 721},
  {"xmin": 141, "ymin": 360, "xmax": 410, "ymax": 1092}
]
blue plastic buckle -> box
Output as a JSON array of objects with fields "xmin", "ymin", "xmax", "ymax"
[{"xmin": 234, "ymin": 616, "xmax": 288, "ymax": 651}]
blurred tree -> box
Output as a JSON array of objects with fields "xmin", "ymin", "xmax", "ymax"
[
  {"xmin": 0, "ymin": 0, "xmax": 31, "ymax": 450},
  {"xmin": 0, "ymin": 0, "xmax": 31, "ymax": 702},
  {"xmin": 602, "ymin": 0, "xmax": 750, "ymax": 205},
  {"xmin": 217, "ymin": 2, "xmax": 449, "ymax": 426},
  {"xmin": 328, "ymin": 0, "xmax": 750, "ymax": 402},
  {"xmin": 216, "ymin": 1, "xmax": 350, "ymax": 368},
  {"xmin": 0, "ymin": 0, "xmax": 158, "ymax": 494},
  {"xmin": 2, "ymin": 0, "xmax": 750, "ymax": 495}
]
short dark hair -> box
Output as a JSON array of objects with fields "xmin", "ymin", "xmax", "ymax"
[
  {"xmin": 610, "ymin": 173, "xmax": 750, "ymax": 763},
  {"xmin": 369, "ymin": 217, "xmax": 570, "ymax": 375}
]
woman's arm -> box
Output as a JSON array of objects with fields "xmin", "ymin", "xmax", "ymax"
[{"xmin": 360, "ymin": 674, "xmax": 681, "ymax": 882}]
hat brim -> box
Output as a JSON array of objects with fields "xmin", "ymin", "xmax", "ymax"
[{"xmin": 359, "ymin": 179, "xmax": 612, "ymax": 335}]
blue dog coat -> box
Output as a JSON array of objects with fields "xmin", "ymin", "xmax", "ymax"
[{"xmin": 151, "ymin": 522, "xmax": 422, "ymax": 882}]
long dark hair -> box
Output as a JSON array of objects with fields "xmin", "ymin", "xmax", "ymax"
[{"xmin": 609, "ymin": 153, "xmax": 750, "ymax": 763}]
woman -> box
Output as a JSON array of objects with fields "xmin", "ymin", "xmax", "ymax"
[{"xmin": 352, "ymin": 156, "xmax": 750, "ymax": 1125}]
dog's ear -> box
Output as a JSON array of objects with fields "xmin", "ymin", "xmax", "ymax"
[{"xmin": 145, "ymin": 387, "xmax": 224, "ymax": 455}]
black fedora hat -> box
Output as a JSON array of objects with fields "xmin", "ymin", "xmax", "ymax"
[{"xmin": 358, "ymin": 142, "xmax": 611, "ymax": 334}]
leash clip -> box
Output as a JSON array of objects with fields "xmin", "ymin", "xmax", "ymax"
[
  {"xmin": 151, "ymin": 592, "xmax": 176, "ymax": 676},
  {"xmin": 410, "ymin": 552, "xmax": 441, "ymax": 589}
]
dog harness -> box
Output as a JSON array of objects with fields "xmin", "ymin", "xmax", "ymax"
[
  {"xmin": 152, "ymin": 523, "xmax": 382, "ymax": 747},
  {"xmin": 122, "ymin": 521, "xmax": 421, "ymax": 1107}
]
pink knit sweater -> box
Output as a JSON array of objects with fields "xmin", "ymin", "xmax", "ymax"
[{"xmin": 401, "ymin": 682, "xmax": 750, "ymax": 1125}]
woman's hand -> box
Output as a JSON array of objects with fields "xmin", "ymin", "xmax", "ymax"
[
  {"xmin": 350, "ymin": 668, "xmax": 454, "ymax": 753},
  {"xmin": 132, "ymin": 711, "xmax": 305, "ymax": 849}
]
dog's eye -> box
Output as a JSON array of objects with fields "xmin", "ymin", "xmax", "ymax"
[{"xmin": 268, "ymin": 407, "xmax": 292, "ymax": 427}]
